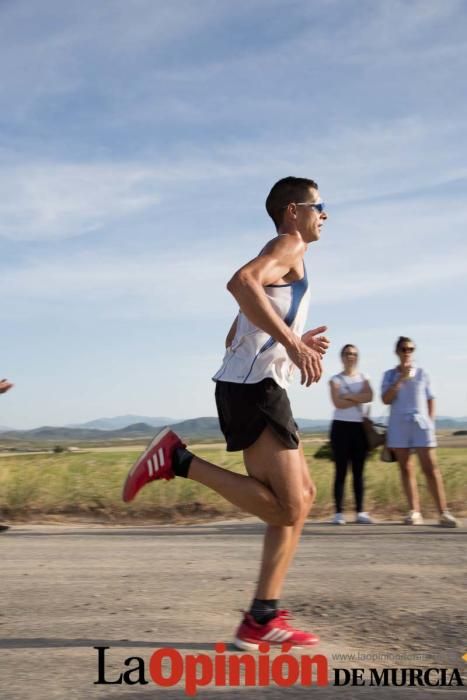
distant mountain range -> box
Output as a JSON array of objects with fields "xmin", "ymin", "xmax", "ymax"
[
  {"xmin": 66, "ymin": 415, "xmax": 175, "ymax": 430},
  {"xmin": 0, "ymin": 418, "xmax": 221, "ymax": 444},
  {"xmin": 1, "ymin": 414, "xmax": 467, "ymax": 445},
  {"xmin": 66, "ymin": 415, "xmax": 329, "ymax": 432}
]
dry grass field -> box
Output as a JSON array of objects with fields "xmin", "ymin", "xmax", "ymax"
[{"xmin": 0, "ymin": 438, "xmax": 465, "ymax": 523}]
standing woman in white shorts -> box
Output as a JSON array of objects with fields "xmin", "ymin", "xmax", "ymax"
[{"xmin": 381, "ymin": 336, "xmax": 458, "ymax": 527}]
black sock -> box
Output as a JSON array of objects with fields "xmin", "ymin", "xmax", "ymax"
[
  {"xmin": 172, "ymin": 447, "xmax": 194, "ymax": 478},
  {"xmin": 249, "ymin": 598, "xmax": 279, "ymax": 625}
]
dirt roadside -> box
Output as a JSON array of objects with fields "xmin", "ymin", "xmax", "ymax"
[{"xmin": 1, "ymin": 519, "xmax": 466, "ymax": 699}]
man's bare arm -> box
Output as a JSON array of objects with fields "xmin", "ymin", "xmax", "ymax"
[
  {"xmin": 226, "ymin": 237, "xmax": 324, "ymax": 386},
  {"xmin": 227, "ymin": 237, "xmax": 305, "ymax": 347}
]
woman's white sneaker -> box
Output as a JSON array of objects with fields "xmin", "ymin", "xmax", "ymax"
[
  {"xmin": 356, "ymin": 512, "xmax": 374, "ymax": 524},
  {"xmin": 439, "ymin": 511, "xmax": 459, "ymax": 528},
  {"xmin": 332, "ymin": 513, "xmax": 346, "ymax": 525},
  {"xmin": 404, "ymin": 511, "xmax": 424, "ymax": 525}
]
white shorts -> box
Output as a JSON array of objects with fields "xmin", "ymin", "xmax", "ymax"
[{"xmin": 387, "ymin": 414, "xmax": 437, "ymax": 449}]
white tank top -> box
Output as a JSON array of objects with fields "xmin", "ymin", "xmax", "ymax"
[
  {"xmin": 331, "ymin": 372, "xmax": 369, "ymax": 422},
  {"xmin": 212, "ymin": 263, "xmax": 311, "ymax": 388}
]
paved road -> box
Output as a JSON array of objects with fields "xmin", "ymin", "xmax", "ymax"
[{"xmin": 1, "ymin": 520, "xmax": 466, "ymax": 699}]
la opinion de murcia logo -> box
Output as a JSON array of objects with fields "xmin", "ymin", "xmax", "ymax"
[{"xmin": 94, "ymin": 645, "xmax": 464, "ymax": 695}]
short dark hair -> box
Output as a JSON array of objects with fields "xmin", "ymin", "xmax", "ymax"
[
  {"xmin": 395, "ymin": 336, "xmax": 415, "ymax": 352},
  {"xmin": 265, "ymin": 176, "xmax": 318, "ymax": 229},
  {"xmin": 341, "ymin": 344, "xmax": 358, "ymax": 359}
]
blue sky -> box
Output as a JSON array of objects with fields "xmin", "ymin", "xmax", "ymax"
[{"xmin": 1, "ymin": 0, "xmax": 467, "ymax": 428}]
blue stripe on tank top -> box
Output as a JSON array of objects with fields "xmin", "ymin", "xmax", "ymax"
[{"xmin": 242, "ymin": 267, "xmax": 308, "ymax": 383}]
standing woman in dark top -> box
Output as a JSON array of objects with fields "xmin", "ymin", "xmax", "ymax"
[{"xmin": 329, "ymin": 345, "xmax": 374, "ymax": 525}]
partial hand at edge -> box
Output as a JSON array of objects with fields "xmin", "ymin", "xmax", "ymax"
[{"xmin": 0, "ymin": 379, "xmax": 14, "ymax": 394}]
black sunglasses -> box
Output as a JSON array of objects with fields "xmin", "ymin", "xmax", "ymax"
[{"xmin": 400, "ymin": 347, "xmax": 415, "ymax": 353}]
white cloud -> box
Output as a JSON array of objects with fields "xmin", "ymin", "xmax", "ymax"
[
  {"xmin": 2, "ymin": 218, "xmax": 466, "ymax": 322},
  {"xmin": 0, "ymin": 249, "xmax": 238, "ymax": 320},
  {"xmin": 1, "ymin": 111, "xmax": 466, "ymax": 242},
  {"xmin": 313, "ymin": 253, "xmax": 467, "ymax": 306},
  {"xmin": 0, "ymin": 163, "xmax": 166, "ymax": 241},
  {"xmin": 308, "ymin": 192, "xmax": 467, "ymax": 305},
  {"xmin": 2, "ymin": 0, "xmax": 465, "ymax": 136},
  {"xmin": 0, "ymin": 0, "xmax": 233, "ymax": 115}
]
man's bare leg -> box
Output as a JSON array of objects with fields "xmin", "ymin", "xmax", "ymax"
[
  {"xmin": 230, "ymin": 426, "xmax": 320, "ymax": 649},
  {"xmin": 187, "ymin": 429, "xmax": 305, "ymax": 527},
  {"xmin": 242, "ymin": 432, "xmax": 314, "ymax": 600},
  {"xmin": 269, "ymin": 447, "xmax": 316, "ymax": 593}
]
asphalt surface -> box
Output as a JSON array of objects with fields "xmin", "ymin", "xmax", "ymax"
[{"xmin": 1, "ymin": 519, "xmax": 466, "ymax": 699}]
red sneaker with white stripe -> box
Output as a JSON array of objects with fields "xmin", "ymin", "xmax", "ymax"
[
  {"xmin": 122, "ymin": 428, "xmax": 186, "ymax": 502},
  {"xmin": 234, "ymin": 610, "xmax": 319, "ymax": 651}
]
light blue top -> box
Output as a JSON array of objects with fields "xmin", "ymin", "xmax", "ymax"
[{"xmin": 381, "ymin": 366, "xmax": 435, "ymax": 425}]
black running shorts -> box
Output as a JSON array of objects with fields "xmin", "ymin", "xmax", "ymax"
[{"xmin": 214, "ymin": 378, "xmax": 300, "ymax": 452}]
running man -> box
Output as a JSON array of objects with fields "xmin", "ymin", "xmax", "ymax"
[
  {"xmin": 0, "ymin": 378, "xmax": 14, "ymax": 533},
  {"xmin": 123, "ymin": 176, "xmax": 329, "ymax": 649}
]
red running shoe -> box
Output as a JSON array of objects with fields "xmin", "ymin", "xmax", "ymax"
[
  {"xmin": 234, "ymin": 610, "xmax": 319, "ymax": 651},
  {"xmin": 122, "ymin": 428, "xmax": 185, "ymax": 502}
]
